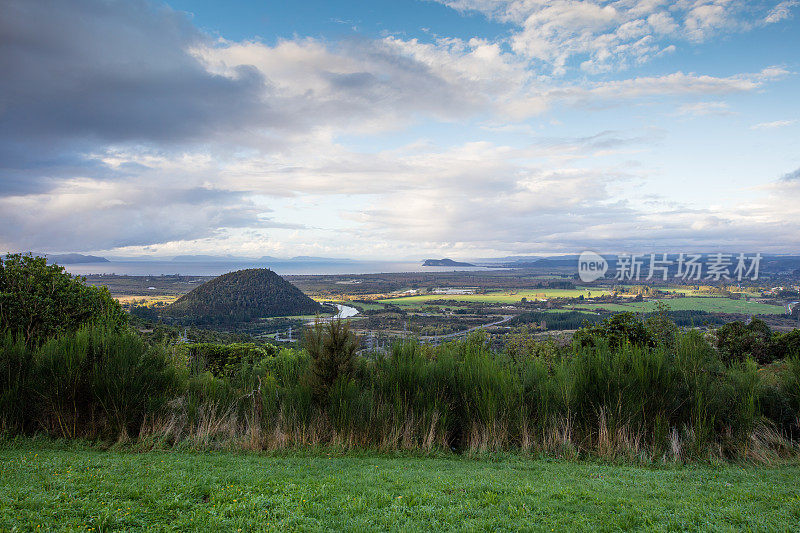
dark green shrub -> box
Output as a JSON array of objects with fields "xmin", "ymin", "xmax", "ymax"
[
  {"xmin": 34, "ymin": 324, "xmax": 178, "ymax": 438},
  {"xmin": 0, "ymin": 333, "xmax": 33, "ymax": 432},
  {"xmin": 183, "ymin": 342, "xmax": 277, "ymax": 378},
  {"xmin": 715, "ymin": 319, "xmax": 779, "ymax": 365},
  {"xmin": 573, "ymin": 312, "xmax": 655, "ymax": 349},
  {"xmin": 759, "ymin": 374, "xmax": 795, "ymax": 437},
  {"xmin": 773, "ymin": 330, "xmax": 800, "ymax": 361},
  {"xmin": 568, "ymin": 340, "xmax": 679, "ymax": 442},
  {"xmin": 784, "ymin": 354, "xmax": 800, "ymax": 429},
  {"xmin": 304, "ymin": 319, "xmax": 358, "ymax": 404},
  {"xmin": 0, "ymin": 253, "xmax": 126, "ymax": 346},
  {"xmin": 645, "ymin": 303, "xmax": 679, "ymax": 349}
]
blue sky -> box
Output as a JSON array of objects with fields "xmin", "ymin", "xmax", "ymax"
[{"xmin": 1, "ymin": 0, "xmax": 799, "ymax": 259}]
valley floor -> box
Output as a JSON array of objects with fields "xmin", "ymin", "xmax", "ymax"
[{"xmin": 1, "ymin": 442, "xmax": 799, "ymax": 531}]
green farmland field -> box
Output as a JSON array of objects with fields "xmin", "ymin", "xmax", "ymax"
[
  {"xmin": 341, "ymin": 301, "xmax": 388, "ymax": 311},
  {"xmin": 577, "ymin": 296, "xmax": 786, "ymax": 315},
  {"xmin": 378, "ymin": 288, "xmax": 611, "ymax": 307},
  {"xmin": 1, "ymin": 443, "xmax": 798, "ymax": 531}
]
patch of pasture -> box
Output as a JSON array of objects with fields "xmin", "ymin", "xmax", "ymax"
[
  {"xmin": 378, "ymin": 288, "xmax": 611, "ymax": 307},
  {"xmin": 576, "ymin": 296, "xmax": 785, "ymax": 315}
]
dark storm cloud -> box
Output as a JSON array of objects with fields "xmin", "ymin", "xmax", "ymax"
[
  {"xmin": 0, "ymin": 0, "xmax": 280, "ymax": 197},
  {"xmin": 0, "ymin": 0, "xmax": 482, "ymax": 199},
  {"xmin": 0, "ymin": 0, "xmax": 496, "ymax": 252},
  {"xmin": 0, "ymin": 0, "xmax": 271, "ymax": 145}
]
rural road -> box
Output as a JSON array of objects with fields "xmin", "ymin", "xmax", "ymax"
[{"xmin": 418, "ymin": 315, "xmax": 514, "ymax": 342}]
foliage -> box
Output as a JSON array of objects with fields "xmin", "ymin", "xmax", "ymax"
[
  {"xmin": 781, "ymin": 354, "xmax": 800, "ymax": 430},
  {"xmin": 508, "ymin": 310, "xmax": 602, "ymax": 330},
  {"xmin": 304, "ymin": 319, "xmax": 358, "ymax": 404},
  {"xmin": 1, "ymin": 324, "xmax": 178, "ymax": 438},
  {"xmin": 129, "ymin": 317, "xmax": 260, "ymax": 345},
  {"xmin": 715, "ymin": 318, "xmax": 780, "ymax": 365},
  {"xmin": 573, "ymin": 312, "xmax": 655, "ymax": 349},
  {"xmin": 0, "ymin": 253, "xmax": 126, "ymax": 346},
  {"xmin": 503, "ymin": 328, "xmax": 564, "ymax": 365},
  {"xmin": 4, "ymin": 298, "xmax": 800, "ymax": 458},
  {"xmin": 181, "ymin": 342, "xmax": 278, "ymax": 378},
  {"xmin": 657, "ymin": 309, "xmax": 726, "ymax": 328},
  {"xmin": 0, "ymin": 333, "xmax": 32, "ymax": 432},
  {"xmin": 644, "ymin": 302, "xmax": 679, "ymax": 348},
  {"xmin": 773, "ymin": 329, "xmax": 800, "ymax": 360}
]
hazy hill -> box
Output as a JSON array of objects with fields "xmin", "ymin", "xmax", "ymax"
[
  {"xmin": 165, "ymin": 268, "xmax": 322, "ymax": 324},
  {"xmin": 46, "ymin": 253, "xmax": 109, "ymax": 264},
  {"xmin": 171, "ymin": 254, "xmax": 256, "ymax": 262},
  {"xmin": 423, "ymin": 258, "xmax": 475, "ymax": 267}
]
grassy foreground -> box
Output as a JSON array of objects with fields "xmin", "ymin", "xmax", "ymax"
[{"xmin": 1, "ymin": 442, "xmax": 799, "ymax": 531}]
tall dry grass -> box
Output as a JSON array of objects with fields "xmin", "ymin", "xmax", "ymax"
[{"xmin": 3, "ymin": 323, "xmax": 799, "ymax": 462}]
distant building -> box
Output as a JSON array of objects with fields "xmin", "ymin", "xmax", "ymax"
[{"xmin": 431, "ymin": 287, "xmax": 477, "ymax": 295}]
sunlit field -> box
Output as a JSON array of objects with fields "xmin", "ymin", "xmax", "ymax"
[
  {"xmin": 2, "ymin": 442, "xmax": 799, "ymax": 531},
  {"xmin": 576, "ymin": 296, "xmax": 786, "ymax": 315},
  {"xmin": 378, "ymin": 288, "xmax": 612, "ymax": 306},
  {"xmin": 113, "ymin": 295, "xmax": 179, "ymax": 306}
]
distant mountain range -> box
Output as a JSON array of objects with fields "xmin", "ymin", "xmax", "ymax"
[
  {"xmin": 487, "ymin": 254, "xmax": 800, "ymax": 276},
  {"xmin": 25, "ymin": 252, "xmax": 360, "ymax": 265},
  {"xmin": 170, "ymin": 254, "xmax": 257, "ymax": 262},
  {"xmin": 45, "ymin": 253, "xmax": 109, "ymax": 264},
  {"xmin": 423, "ymin": 258, "xmax": 476, "ymax": 267},
  {"xmin": 169, "ymin": 255, "xmax": 355, "ymax": 263}
]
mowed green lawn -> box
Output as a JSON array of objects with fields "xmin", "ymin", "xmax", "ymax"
[
  {"xmin": 577, "ymin": 296, "xmax": 786, "ymax": 315},
  {"xmin": 2, "ymin": 443, "xmax": 799, "ymax": 531},
  {"xmin": 379, "ymin": 288, "xmax": 610, "ymax": 307}
]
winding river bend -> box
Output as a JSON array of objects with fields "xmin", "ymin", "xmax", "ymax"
[
  {"xmin": 308, "ymin": 303, "xmax": 359, "ymax": 324},
  {"xmin": 334, "ymin": 303, "xmax": 359, "ymax": 318}
]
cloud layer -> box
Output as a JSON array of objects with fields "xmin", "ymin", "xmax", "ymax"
[
  {"xmin": 435, "ymin": 0, "xmax": 791, "ymax": 74},
  {"xmin": 1, "ymin": 0, "xmax": 798, "ymax": 257}
]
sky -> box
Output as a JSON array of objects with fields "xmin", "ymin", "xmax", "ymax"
[{"xmin": 1, "ymin": 0, "xmax": 799, "ymax": 260}]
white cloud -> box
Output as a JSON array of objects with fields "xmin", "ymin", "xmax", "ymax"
[
  {"xmin": 436, "ymin": 0, "xmax": 784, "ymax": 74},
  {"xmin": 750, "ymin": 119, "xmax": 797, "ymax": 129},
  {"xmin": 765, "ymin": 1, "xmax": 798, "ymax": 23},
  {"xmin": 501, "ymin": 67, "xmax": 787, "ymax": 117},
  {"xmin": 676, "ymin": 101, "xmax": 734, "ymax": 116},
  {"xmin": 191, "ymin": 34, "xmax": 785, "ymax": 127}
]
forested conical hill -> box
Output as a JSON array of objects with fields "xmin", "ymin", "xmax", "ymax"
[{"xmin": 166, "ymin": 268, "xmax": 322, "ymax": 324}]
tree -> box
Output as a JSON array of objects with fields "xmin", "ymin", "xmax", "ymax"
[
  {"xmin": 775, "ymin": 329, "xmax": 800, "ymax": 360},
  {"xmin": 0, "ymin": 253, "xmax": 126, "ymax": 346},
  {"xmin": 645, "ymin": 302, "xmax": 678, "ymax": 349},
  {"xmin": 715, "ymin": 318, "xmax": 778, "ymax": 365},
  {"xmin": 304, "ymin": 319, "xmax": 358, "ymax": 403},
  {"xmin": 574, "ymin": 312, "xmax": 655, "ymax": 349}
]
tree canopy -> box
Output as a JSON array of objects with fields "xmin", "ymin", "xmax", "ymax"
[{"xmin": 0, "ymin": 253, "xmax": 126, "ymax": 346}]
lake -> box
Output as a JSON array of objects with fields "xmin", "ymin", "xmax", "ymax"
[{"xmin": 62, "ymin": 260, "xmax": 499, "ymax": 276}]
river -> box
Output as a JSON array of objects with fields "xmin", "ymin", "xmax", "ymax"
[{"xmin": 333, "ymin": 303, "xmax": 359, "ymax": 319}]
